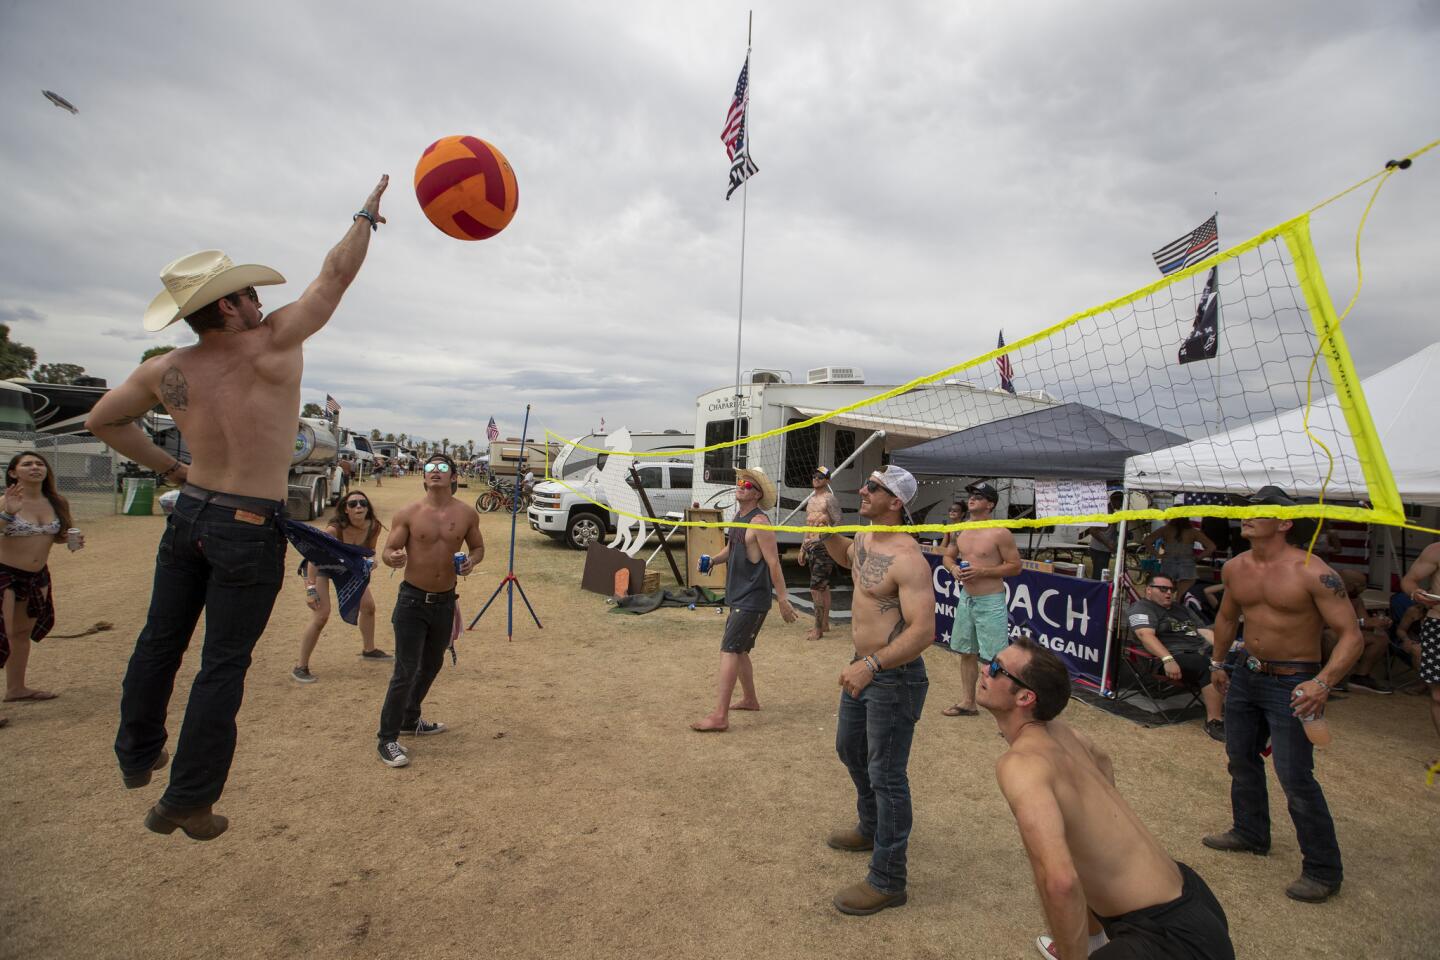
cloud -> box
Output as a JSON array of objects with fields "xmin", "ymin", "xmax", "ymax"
[{"xmin": 0, "ymin": 305, "xmax": 45, "ymax": 325}]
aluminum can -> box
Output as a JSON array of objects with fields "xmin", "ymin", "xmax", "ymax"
[
  {"xmin": 453, "ymin": 552, "xmax": 467, "ymax": 574},
  {"xmin": 66, "ymin": 528, "xmax": 82, "ymax": 552}
]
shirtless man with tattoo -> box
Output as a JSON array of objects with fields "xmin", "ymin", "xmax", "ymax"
[
  {"xmin": 90, "ymin": 176, "xmax": 389, "ymax": 840},
  {"xmin": 798, "ymin": 465, "xmax": 843, "ymax": 641},
  {"xmin": 983, "ymin": 637, "xmax": 1234, "ymax": 960},
  {"xmin": 1202, "ymin": 486, "xmax": 1361, "ymax": 902},
  {"xmin": 375, "ymin": 454, "xmax": 483, "ymax": 769},
  {"xmin": 1399, "ymin": 541, "xmax": 1440, "ymax": 766},
  {"xmin": 819, "ymin": 466, "xmax": 936, "ymax": 916},
  {"xmin": 942, "ymin": 481, "xmax": 1022, "ymax": 717}
]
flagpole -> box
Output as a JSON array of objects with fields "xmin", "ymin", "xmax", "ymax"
[{"xmin": 731, "ymin": 10, "xmax": 753, "ymax": 469}]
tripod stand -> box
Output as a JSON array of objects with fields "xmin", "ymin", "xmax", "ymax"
[{"xmin": 470, "ymin": 403, "xmax": 543, "ymax": 640}]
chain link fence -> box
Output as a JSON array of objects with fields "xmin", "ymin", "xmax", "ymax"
[{"xmin": 0, "ymin": 432, "xmax": 121, "ymax": 521}]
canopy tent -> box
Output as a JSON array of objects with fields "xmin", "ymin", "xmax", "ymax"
[
  {"xmin": 891, "ymin": 403, "xmax": 1189, "ymax": 480},
  {"xmin": 1124, "ymin": 342, "xmax": 1440, "ymax": 506}
]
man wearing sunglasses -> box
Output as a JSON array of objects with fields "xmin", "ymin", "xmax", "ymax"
[
  {"xmin": 816, "ymin": 466, "xmax": 935, "ymax": 916},
  {"xmin": 941, "ymin": 481, "xmax": 1022, "ymax": 718},
  {"xmin": 798, "ymin": 465, "xmax": 844, "ymax": 641},
  {"xmin": 374, "ymin": 454, "xmax": 484, "ymax": 769},
  {"xmin": 94, "ymin": 176, "xmax": 390, "ymax": 840},
  {"xmin": 691, "ymin": 468, "xmax": 797, "ymax": 733},
  {"xmin": 982, "ymin": 636, "xmax": 1235, "ymax": 960}
]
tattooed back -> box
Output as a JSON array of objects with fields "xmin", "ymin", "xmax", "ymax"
[{"xmin": 1219, "ymin": 546, "xmax": 1343, "ymax": 662}]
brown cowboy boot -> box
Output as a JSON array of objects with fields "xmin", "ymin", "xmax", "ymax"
[
  {"xmin": 144, "ymin": 802, "xmax": 229, "ymax": 841},
  {"xmin": 833, "ymin": 880, "xmax": 907, "ymax": 916},
  {"xmin": 120, "ymin": 749, "xmax": 169, "ymax": 789},
  {"xmin": 826, "ymin": 827, "xmax": 874, "ymax": 852}
]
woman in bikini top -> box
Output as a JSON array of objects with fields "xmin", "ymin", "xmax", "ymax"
[{"xmin": 0, "ymin": 451, "xmax": 83, "ymax": 710}]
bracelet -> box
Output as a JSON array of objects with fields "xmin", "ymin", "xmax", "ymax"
[
  {"xmin": 1310, "ymin": 677, "xmax": 1332, "ymax": 693},
  {"xmin": 1207, "ymin": 661, "xmax": 1227, "ymax": 672},
  {"xmin": 353, "ymin": 209, "xmax": 379, "ymax": 231},
  {"xmin": 0, "ymin": 511, "xmax": 13, "ymax": 523},
  {"xmin": 1160, "ymin": 655, "xmax": 1175, "ymax": 664},
  {"xmin": 863, "ymin": 656, "xmax": 879, "ymax": 675},
  {"xmin": 158, "ymin": 461, "xmax": 181, "ymax": 479}
]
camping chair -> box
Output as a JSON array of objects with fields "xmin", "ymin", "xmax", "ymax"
[{"xmin": 1109, "ymin": 627, "xmax": 1205, "ymax": 725}]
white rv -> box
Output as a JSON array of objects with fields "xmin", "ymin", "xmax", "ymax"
[{"xmin": 691, "ymin": 366, "xmax": 1053, "ymax": 540}]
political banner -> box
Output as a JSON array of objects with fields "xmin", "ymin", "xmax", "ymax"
[{"xmin": 926, "ymin": 555, "xmax": 1111, "ymax": 689}]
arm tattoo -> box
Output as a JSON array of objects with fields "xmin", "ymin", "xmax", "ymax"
[
  {"xmin": 854, "ymin": 542, "xmax": 896, "ymax": 591},
  {"xmin": 885, "ymin": 617, "xmax": 907, "ymax": 645},
  {"xmin": 160, "ymin": 368, "xmax": 189, "ymax": 411},
  {"xmin": 102, "ymin": 413, "xmax": 146, "ymax": 427},
  {"xmin": 1319, "ymin": 573, "xmax": 1345, "ymax": 598}
]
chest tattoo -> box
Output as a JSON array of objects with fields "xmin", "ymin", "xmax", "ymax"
[
  {"xmin": 160, "ymin": 368, "xmax": 189, "ymax": 412},
  {"xmin": 855, "ymin": 542, "xmax": 895, "ymax": 591},
  {"xmin": 876, "ymin": 594, "xmax": 900, "ymax": 615}
]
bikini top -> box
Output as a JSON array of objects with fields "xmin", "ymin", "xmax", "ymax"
[{"xmin": 3, "ymin": 515, "xmax": 62, "ymax": 537}]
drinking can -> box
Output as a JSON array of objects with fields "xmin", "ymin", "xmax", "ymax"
[
  {"xmin": 453, "ymin": 552, "xmax": 467, "ymax": 574},
  {"xmin": 66, "ymin": 528, "xmax": 82, "ymax": 552},
  {"xmin": 957, "ymin": 560, "xmax": 970, "ymax": 571},
  {"xmin": 698, "ymin": 554, "xmax": 712, "ymax": 574}
]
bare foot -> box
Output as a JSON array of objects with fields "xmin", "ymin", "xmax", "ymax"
[
  {"xmin": 690, "ymin": 716, "xmax": 729, "ymax": 732},
  {"xmin": 729, "ymin": 700, "xmax": 761, "ymax": 711},
  {"xmin": 804, "ymin": 628, "xmax": 823, "ymax": 641},
  {"xmin": 3, "ymin": 688, "xmax": 58, "ymax": 702}
]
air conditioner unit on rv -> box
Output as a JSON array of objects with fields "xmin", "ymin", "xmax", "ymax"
[
  {"xmin": 749, "ymin": 368, "xmax": 790, "ymax": 384},
  {"xmin": 807, "ymin": 365, "xmax": 865, "ymax": 385}
]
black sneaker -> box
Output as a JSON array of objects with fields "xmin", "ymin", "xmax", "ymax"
[
  {"xmin": 402, "ymin": 719, "xmax": 448, "ymax": 737},
  {"xmin": 360, "ymin": 648, "xmax": 394, "ymax": 661},
  {"xmin": 1205, "ymin": 719, "xmax": 1226, "ymax": 742},
  {"xmin": 291, "ymin": 666, "xmax": 317, "ymax": 684},
  {"xmin": 1346, "ymin": 675, "xmax": 1392, "ymax": 695},
  {"xmin": 377, "ymin": 740, "xmax": 410, "ymax": 768}
]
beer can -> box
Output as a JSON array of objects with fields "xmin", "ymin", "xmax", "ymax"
[
  {"xmin": 453, "ymin": 552, "xmax": 467, "ymax": 574},
  {"xmin": 66, "ymin": 528, "xmax": 82, "ymax": 552}
]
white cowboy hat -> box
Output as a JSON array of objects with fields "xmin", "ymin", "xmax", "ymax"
[
  {"xmin": 143, "ymin": 249, "xmax": 285, "ymax": 332},
  {"xmin": 735, "ymin": 466, "xmax": 777, "ymax": 510}
]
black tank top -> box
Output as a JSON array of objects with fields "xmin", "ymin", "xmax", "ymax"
[{"xmin": 726, "ymin": 507, "xmax": 772, "ymax": 612}]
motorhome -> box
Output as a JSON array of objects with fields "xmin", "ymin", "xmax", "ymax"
[{"xmin": 691, "ymin": 366, "xmax": 1053, "ymax": 540}]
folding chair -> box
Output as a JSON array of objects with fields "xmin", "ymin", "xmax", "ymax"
[{"xmin": 1110, "ymin": 637, "xmax": 1205, "ymax": 725}]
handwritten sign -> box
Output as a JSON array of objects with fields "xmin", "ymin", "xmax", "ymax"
[{"xmin": 1034, "ymin": 479, "xmax": 1109, "ymax": 519}]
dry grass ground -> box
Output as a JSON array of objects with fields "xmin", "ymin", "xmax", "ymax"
[{"xmin": 3, "ymin": 479, "xmax": 1437, "ymax": 959}]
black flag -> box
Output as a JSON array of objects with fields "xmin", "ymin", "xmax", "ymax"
[{"xmin": 1178, "ymin": 266, "xmax": 1219, "ymax": 364}]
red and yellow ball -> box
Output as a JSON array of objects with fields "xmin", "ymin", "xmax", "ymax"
[{"xmin": 413, "ymin": 135, "xmax": 519, "ymax": 241}]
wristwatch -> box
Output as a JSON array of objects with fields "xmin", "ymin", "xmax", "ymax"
[{"xmin": 1207, "ymin": 661, "xmax": 1226, "ymax": 673}]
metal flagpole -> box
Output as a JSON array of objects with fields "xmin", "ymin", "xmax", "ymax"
[
  {"xmin": 471, "ymin": 403, "xmax": 542, "ymax": 639},
  {"xmin": 731, "ymin": 11, "xmax": 754, "ymax": 472}
]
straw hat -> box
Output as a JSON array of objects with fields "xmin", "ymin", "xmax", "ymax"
[
  {"xmin": 735, "ymin": 466, "xmax": 777, "ymax": 510},
  {"xmin": 143, "ymin": 249, "xmax": 285, "ymax": 332}
]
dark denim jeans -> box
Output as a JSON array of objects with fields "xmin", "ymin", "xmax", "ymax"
[
  {"xmin": 115, "ymin": 491, "xmax": 286, "ymax": 809},
  {"xmin": 376, "ymin": 583, "xmax": 455, "ymax": 741},
  {"xmin": 1224, "ymin": 664, "xmax": 1342, "ymax": 884},
  {"xmin": 835, "ymin": 656, "xmax": 928, "ymax": 894}
]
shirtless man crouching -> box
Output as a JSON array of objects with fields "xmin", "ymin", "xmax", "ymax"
[
  {"xmin": 982, "ymin": 636, "xmax": 1234, "ymax": 959},
  {"xmin": 942, "ymin": 481, "xmax": 1022, "ymax": 717},
  {"xmin": 1203, "ymin": 486, "xmax": 1361, "ymax": 902},
  {"xmin": 91, "ymin": 176, "xmax": 389, "ymax": 840},
  {"xmin": 376, "ymin": 453, "xmax": 483, "ymax": 768},
  {"xmin": 820, "ymin": 466, "xmax": 936, "ymax": 915}
]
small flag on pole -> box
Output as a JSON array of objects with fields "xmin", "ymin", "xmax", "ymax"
[
  {"xmin": 324, "ymin": 394, "xmax": 340, "ymax": 419},
  {"xmin": 722, "ymin": 53, "xmax": 758, "ymax": 200},
  {"xmin": 995, "ymin": 330, "xmax": 1016, "ymax": 394},
  {"xmin": 1152, "ymin": 214, "xmax": 1219, "ymax": 276},
  {"xmin": 1178, "ymin": 266, "xmax": 1220, "ymax": 364},
  {"xmin": 486, "ymin": 417, "xmax": 500, "ymax": 442},
  {"xmin": 599, "ymin": 416, "xmax": 606, "ymax": 433}
]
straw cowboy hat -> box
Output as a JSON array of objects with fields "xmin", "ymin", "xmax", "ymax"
[
  {"xmin": 735, "ymin": 466, "xmax": 777, "ymax": 510},
  {"xmin": 143, "ymin": 249, "xmax": 285, "ymax": 332}
]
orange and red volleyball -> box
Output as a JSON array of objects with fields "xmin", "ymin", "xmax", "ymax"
[{"xmin": 413, "ymin": 135, "xmax": 519, "ymax": 241}]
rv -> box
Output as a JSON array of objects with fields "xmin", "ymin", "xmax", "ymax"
[{"xmin": 691, "ymin": 366, "xmax": 1052, "ymax": 540}]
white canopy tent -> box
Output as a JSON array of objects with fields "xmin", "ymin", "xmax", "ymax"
[{"xmin": 1124, "ymin": 342, "xmax": 1440, "ymax": 507}]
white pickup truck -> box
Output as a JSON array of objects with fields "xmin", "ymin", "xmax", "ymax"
[{"xmin": 528, "ymin": 459, "xmax": 694, "ymax": 549}]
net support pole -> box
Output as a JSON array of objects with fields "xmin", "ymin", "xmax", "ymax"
[
  {"xmin": 1099, "ymin": 517, "xmax": 1127, "ymax": 696},
  {"xmin": 775, "ymin": 429, "xmax": 886, "ymax": 528}
]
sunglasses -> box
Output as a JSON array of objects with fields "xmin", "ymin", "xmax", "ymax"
[
  {"xmin": 345, "ymin": 500, "xmax": 369, "ymax": 508},
  {"xmin": 1150, "ymin": 584, "xmax": 1176, "ymax": 593},
  {"xmin": 234, "ymin": 286, "xmax": 259, "ymax": 304},
  {"xmin": 813, "ymin": 471, "xmax": 828, "ymax": 480},
  {"xmin": 987, "ymin": 658, "xmax": 1033, "ymax": 693},
  {"xmin": 424, "ymin": 462, "xmax": 452, "ymax": 474},
  {"xmin": 863, "ymin": 479, "xmax": 895, "ymax": 497},
  {"xmin": 736, "ymin": 479, "xmax": 758, "ymax": 491}
]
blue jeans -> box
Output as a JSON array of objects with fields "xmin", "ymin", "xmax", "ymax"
[
  {"xmin": 835, "ymin": 656, "xmax": 928, "ymax": 894},
  {"xmin": 1224, "ymin": 665, "xmax": 1342, "ymax": 884},
  {"xmin": 115, "ymin": 490, "xmax": 286, "ymax": 809}
]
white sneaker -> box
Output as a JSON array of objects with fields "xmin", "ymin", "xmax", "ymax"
[
  {"xmin": 291, "ymin": 666, "xmax": 317, "ymax": 684},
  {"xmin": 377, "ymin": 740, "xmax": 410, "ymax": 768},
  {"xmin": 1035, "ymin": 936, "xmax": 1059, "ymax": 959}
]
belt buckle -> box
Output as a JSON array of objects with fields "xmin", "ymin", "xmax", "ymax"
[{"xmin": 1245, "ymin": 655, "xmax": 1263, "ymax": 673}]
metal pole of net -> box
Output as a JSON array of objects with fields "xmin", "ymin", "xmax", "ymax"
[{"xmin": 470, "ymin": 403, "xmax": 542, "ymax": 639}]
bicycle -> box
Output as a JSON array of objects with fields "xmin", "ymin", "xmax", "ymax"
[{"xmin": 476, "ymin": 479, "xmax": 533, "ymax": 514}]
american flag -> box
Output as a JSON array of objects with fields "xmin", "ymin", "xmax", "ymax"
[
  {"xmin": 486, "ymin": 416, "xmax": 499, "ymax": 442},
  {"xmin": 995, "ymin": 330, "xmax": 1015, "ymax": 394},
  {"xmin": 722, "ymin": 53, "xmax": 758, "ymax": 200},
  {"xmin": 1152, "ymin": 214, "xmax": 1219, "ymax": 276},
  {"xmin": 324, "ymin": 394, "xmax": 340, "ymax": 418}
]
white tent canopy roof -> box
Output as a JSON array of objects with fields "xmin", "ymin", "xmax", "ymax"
[{"xmin": 1124, "ymin": 342, "xmax": 1440, "ymax": 507}]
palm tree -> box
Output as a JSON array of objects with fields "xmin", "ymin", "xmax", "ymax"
[{"xmin": 441, "ymin": 438, "xmax": 451, "ymax": 455}]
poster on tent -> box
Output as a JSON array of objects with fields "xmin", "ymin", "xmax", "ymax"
[
  {"xmin": 1034, "ymin": 478, "xmax": 1110, "ymax": 519},
  {"xmin": 926, "ymin": 555, "xmax": 1110, "ymax": 690}
]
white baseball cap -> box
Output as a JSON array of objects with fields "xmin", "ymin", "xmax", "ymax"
[{"xmin": 869, "ymin": 465, "xmax": 917, "ymax": 505}]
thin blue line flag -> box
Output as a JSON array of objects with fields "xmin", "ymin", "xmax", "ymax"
[{"xmin": 282, "ymin": 519, "xmax": 375, "ymax": 625}]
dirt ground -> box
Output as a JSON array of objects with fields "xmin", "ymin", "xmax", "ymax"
[{"xmin": 3, "ymin": 479, "xmax": 1438, "ymax": 960}]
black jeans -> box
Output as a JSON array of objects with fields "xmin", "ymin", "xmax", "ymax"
[
  {"xmin": 377, "ymin": 582, "xmax": 455, "ymax": 741},
  {"xmin": 115, "ymin": 490, "xmax": 286, "ymax": 809}
]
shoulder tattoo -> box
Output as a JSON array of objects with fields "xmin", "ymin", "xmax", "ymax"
[
  {"xmin": 160, "ymin": 368, "xmax": 189, "ymax": 412},
  {"xmin": 1319, "ymin": 573, "xmax": 1345, "ymax": 598}
]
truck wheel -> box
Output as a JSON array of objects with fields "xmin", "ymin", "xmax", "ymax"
[
  {"xmin": 565, "ymin": 511, "xmax": 607, "ymax": 550},
  {"xmin": 311, "ymin": 478, "xmax": 327, "ymax": 520}
]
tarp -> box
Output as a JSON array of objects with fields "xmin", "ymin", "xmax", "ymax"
[
  {"xmin": 1125, "ymin": 342, "xmax": 1440, "ymax": 506},
  {"xmin": 892, "ymin": 403, "xmax": 1189, "ymax": 480}
]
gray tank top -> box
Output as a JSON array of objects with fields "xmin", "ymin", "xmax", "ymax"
[{"xmin": 726, "ymin": 507, "xmax": 772, "ymax": 612}]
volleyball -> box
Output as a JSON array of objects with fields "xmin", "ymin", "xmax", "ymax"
[{"xmin": 413, "ymin": 135, "xmax": 519, "ymax": 241}]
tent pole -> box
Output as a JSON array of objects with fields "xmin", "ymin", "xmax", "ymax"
[{"xmin": 1100, "ymin": 516, "xmax": 1127, "ymax": 696}]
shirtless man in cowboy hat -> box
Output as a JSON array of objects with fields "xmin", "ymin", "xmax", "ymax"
[
  {"xmin": 690, "ymin": 467, "xmax": 798, "ymax": 733},
  {"xmin": 89, "ymin": 176, "xmax": 389, "ymax": 840}
]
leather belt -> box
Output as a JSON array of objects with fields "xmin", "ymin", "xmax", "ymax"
[
  {"xmin": 181, "ymin": 484, "xmax": 284, "ymax": 515},
  {"xmin": 1244, "ymin": 656, "xmax": 1319, "ymax": 677},
  {"xmin": 400, "ymin": 581, "xmax": 456, "ymax": 605}
]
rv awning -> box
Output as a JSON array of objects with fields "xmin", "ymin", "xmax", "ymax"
[
  {"xmin": 790, "ymin": 407, "xmax": 955, "ymax": 444},
  {"xmin": 892, "ymin": 403, "xmax": 1189, "ymax": 479}
]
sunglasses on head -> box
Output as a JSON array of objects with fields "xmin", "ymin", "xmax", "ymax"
[
  {"xmin": 863, "ymin": 479, "xmax": 895, "ymax": 497},
  {"xmin": 986, "ymin": 658, "xmax": 1033, "ymax": 692},
  {"xmin": 424, "ymin": 462, "xmax": 452, "ymax": 474}
]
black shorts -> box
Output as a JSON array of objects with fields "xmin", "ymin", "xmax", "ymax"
[
  {"xmin": 1094, "ymin": 862, "xmax": 1233, "ymax": 960},
  {"xmin": 1154, "ymin": 649, "xmax": 1213, "ymax": 688},
  {"xmin": 721, "ymin": 608, "xmax": 768, "ymax": 654}
]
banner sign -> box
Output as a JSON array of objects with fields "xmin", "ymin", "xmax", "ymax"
[{"xmin": 926, "ymin": 555, "xmax": 1110, "ymax": 689}]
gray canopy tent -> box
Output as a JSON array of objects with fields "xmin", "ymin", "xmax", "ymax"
[{"xmin": 891, "ymin": 403, "xmax": 1189, "ymax": 479}]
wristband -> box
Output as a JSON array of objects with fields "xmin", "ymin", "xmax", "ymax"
[
  {"xmin": 1160, "ymin": 655, "xmax": 1175, "ymax": 664},
  {"xmin": 0, "ymin": 511, "xmax": 14, "ymax": 523},
  {"xmin": 1310, "ymin": 677, "xmax": 1332, "ymax": 694},
  {"xmin": 353, "ymin": 209, "xmax": 379, "ymax": 231},
  {"xmin": 863, "ymin": 656, "xmax": 879, "ymax": 675},
  {"xmin": 159, "ymin": 461, "xmax": 182, "ymax": 479},
  {"xmin": 1208, "ymin": 661, "xmax": 1226, "ymax": 673}
]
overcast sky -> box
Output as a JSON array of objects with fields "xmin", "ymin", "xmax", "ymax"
[{"xmin": 1, "ymin": 1, "xmax": 1435, "ymax": 447}]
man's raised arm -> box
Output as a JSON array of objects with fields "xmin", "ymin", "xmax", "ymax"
[
  {"xmin": 85, "ymin": 363, "xmax": 187, "ymax": 484},
  {"xmin": 267, "ymin": 176, "xmax": 389, "ymax": 349}
]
